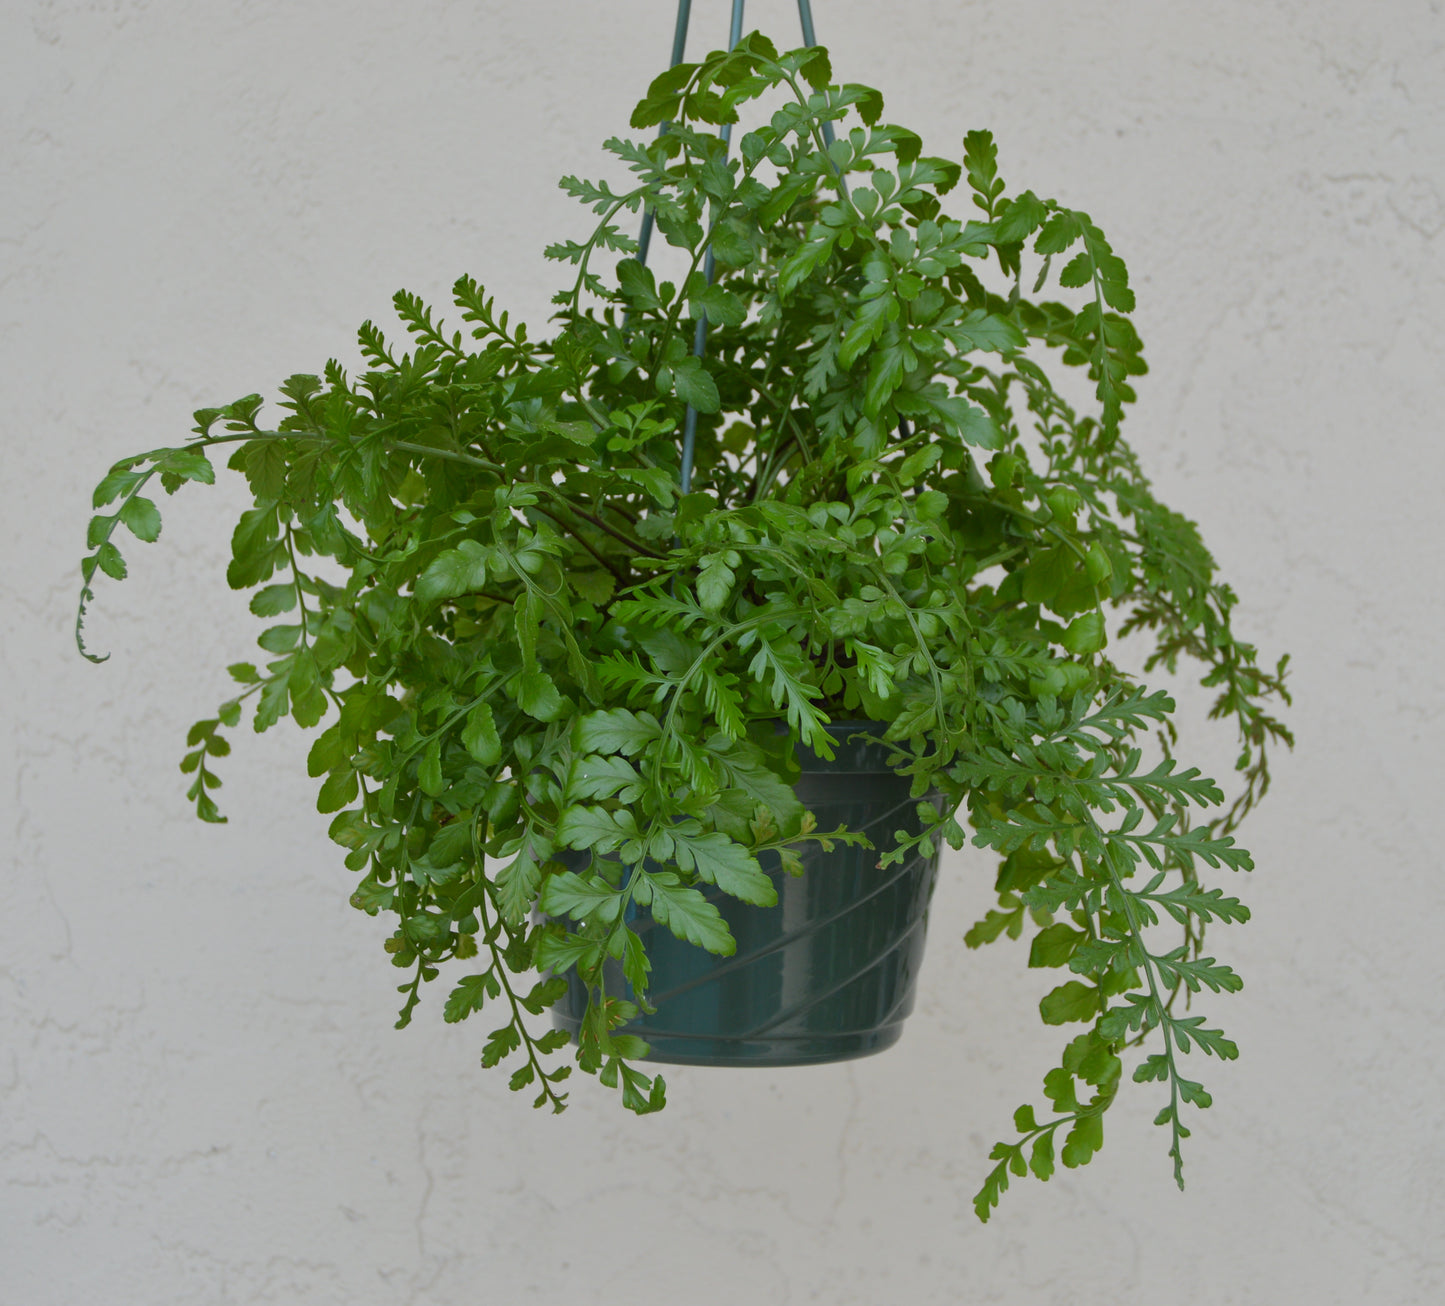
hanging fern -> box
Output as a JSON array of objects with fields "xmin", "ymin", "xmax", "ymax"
[{"xmin": 76, "ymin": 33, "xmax": 1291, "ymax": 1219}]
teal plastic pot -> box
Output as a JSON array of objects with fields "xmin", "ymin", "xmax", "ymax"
[{"xmin": 551, "ymin": 722, "xmax": 942, "ymax": 1067}]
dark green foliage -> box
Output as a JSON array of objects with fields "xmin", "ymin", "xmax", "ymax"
[{"xmin": 76, "ymin": 34, "xmax": 1290, "ymax": 1219}]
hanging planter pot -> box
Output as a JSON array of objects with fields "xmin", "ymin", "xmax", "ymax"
[{"xmin": 552, "ymin": 722, "xmax": 941, "ymax": 1066}]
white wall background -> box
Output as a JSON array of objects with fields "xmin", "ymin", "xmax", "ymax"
[{"xmin": 4, "ymin": 1, "xmax": 1443, "ymax": 1301}]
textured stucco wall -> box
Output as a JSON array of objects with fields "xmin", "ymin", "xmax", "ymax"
[{"xmin": 4, "ymin": 1, "xmax": 1443, "ymax": 1302}]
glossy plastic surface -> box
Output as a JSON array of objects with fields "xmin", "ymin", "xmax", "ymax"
[{"xmin": 551, "ymin": 723, "xmax": 942, "ymax": 1067}]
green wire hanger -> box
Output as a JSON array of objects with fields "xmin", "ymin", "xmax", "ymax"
[{"xmin": 636, "ymin": 0, "xmax": 838, "ymax": 494}]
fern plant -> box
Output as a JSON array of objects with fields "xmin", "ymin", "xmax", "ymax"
[{"xmin": 75, "ymin": 34, "xmax": 1290, "ymax": 1219}]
